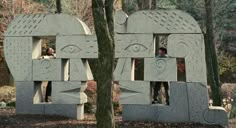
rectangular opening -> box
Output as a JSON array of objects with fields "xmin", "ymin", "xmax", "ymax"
[
  {"xmin": 177, "ymin": 58, "xmax": 186, "ymax": 82},
  {"xmin": 32, "ymin": 36, "xmax": 56, "ymax": 59},
  {"xmin": 82, "ymin": 59, "xmax": 93, "ymax": 80},
  {"xmin": 153, "ymin": 34, "xmax": 158, "ymax": 56},
  {"xmin": 33, "ymin": 81, "xmax": 53, "ymax": 104},
  {"xmin": 155, "ymin": 35, "xmax": 168, "ymax": 56},
  {"xmin": 32, "ymin": 38, "xmax": 42, "ymax": 59},
  {"xmin": 33, "ymin": 81, "xmax": 44, "ymax": 104},
  {"xmin": 151, "ymin": 81, "xmax": 169, "ymax": 105},
  {"xmin": 134, "ymin": 58, "xmax": 144, "ymax": 81},
  {"xmin": 62, "ymin": 59, "xmax": 69, "ymax": 81}
]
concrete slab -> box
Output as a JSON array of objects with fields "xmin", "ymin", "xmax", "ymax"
[
  {"xmin": 115, "ymin": 10, "xmax": 202, "ymax": 34},
  {"xmin": 167, "ymin": 34, "xmax": 207, "ymax": 82},
  {"xmin": 204, "ymin": 107, "xmax": 228, "ymax": 126},
  {"xmin": 114, "ymin": 58, "xmax": 134, "ymax": 81},
  {"xmin": 15, "ymin": 81, "xmax": 44, "ymax": 114},
  {"xmin": 33, "ymin": 59, "xmax": 68, "ymax": 81},
  {"xmin": 52, "ymin": 81, "xmax": 87, "ymax": 104},
  {"xmin": 70, "ymin": 59, "xmax": 93, "ymax": 81},
  {"xmin": 56, "ymin": 35, "xmax": 98, "ymax": 59},
  {"xmin": 5, "ymin": 14, "xmax": 91, "ymax": 37},
  {"xmin": 122, "ymin": 82, "xmax": 189, "ymax": 122},
  {"xmin": 119, "ymin": 81, "xmax": 151, "ymax": 104},
  {"xmin": 45, "ymin": 104, "xmax": 84, "ymax": 120},
  {"xmin": 144, "ymin": 58, "xmax": 177, "ymax": 81},
  {"xmin": 4, "ymin": 37, "xmax": 33, "ymax": 81},
  {"xmin": 187, "ymin": 82, "xmax": 209, "ymax": 123},
  {"xmin": 115, "ymin": 34, "xmax": 155, "ymax": 58}
]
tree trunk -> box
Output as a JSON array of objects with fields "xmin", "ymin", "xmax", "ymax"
[
  {"xmin": 205, "ymin": 0, "xmax": 222, "ymax": 106},
  {"xmin": 121, "ymin": 0, "xmax": 129, "ymax": 14},
  {"xmin": 151, "ymin": 0, "xmax": 156, "ymax": 10},
  {"xmin": 56, "ymin": 0, "xmax": 62, "ymax": 13},
  {"xmin": 92, "ymin": 0, "xmax": 115, "ymax": 128},
  {"xmin": 137, "ymin": 0, "xmax": 151, "ymax": 10}
]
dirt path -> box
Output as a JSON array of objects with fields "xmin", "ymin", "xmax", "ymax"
[{"xmin": 0, "ymin": 108, "xmax": 224, "ymax": 128}]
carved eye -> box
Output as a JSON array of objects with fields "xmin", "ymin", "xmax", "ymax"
[
  {"xmin": 61, "ymin": 45, "xmax": 82, "ymax": 53},
  {"xmin": 125, "ymin": 43, "xmax": 147, "ymax": 52}
]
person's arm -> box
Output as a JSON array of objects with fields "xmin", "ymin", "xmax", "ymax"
[{"xmin": 39, "ymin": 56, "xmax": 51, "ymax": 59}]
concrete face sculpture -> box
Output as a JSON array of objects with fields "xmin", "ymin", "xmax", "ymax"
[
  {"xmin": 114, "ymin": 10, "xmax": 228, "ymax": 126},
  {"xmin": 4, "ymin": 10, "xmax": 227, "ymax": 126},
  {"xmin": 4, "ymin": 14, "xmax": 92, "ymax": 120}
]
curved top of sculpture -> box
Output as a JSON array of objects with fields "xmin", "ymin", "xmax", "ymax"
[
  {"xmin": 5, "ymin": 13, "xmax": 91, "ymax": 37},
  {"xmin": 115, "ymin": 10, "xmax": 202, "ymax": 34}
]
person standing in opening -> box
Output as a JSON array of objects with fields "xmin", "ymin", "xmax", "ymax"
[
  {"xmin": 152, "ymin": 47, "xmax": 169, "ymax": 105},
  {"xmin": 177, "ymin": 58, "xmax": 186, "ymax": 82},
  {"xmin": 40, "ymin": 47, "xmax": 56, "ymax": 102}
]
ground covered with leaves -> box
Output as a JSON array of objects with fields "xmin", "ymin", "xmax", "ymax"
[{"xmin": 0, "ymin": 108, "xmax": 226, "ymax": 128}]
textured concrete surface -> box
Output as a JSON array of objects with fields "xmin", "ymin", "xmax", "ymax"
[
  {"xmin": 115, "ymin": 34, "xmax": 155, "ymax": 58},
  {"xmin": 114, "ymin": 58, "xmax": 134, "ymax": 81},
  {"xmin": 16, "ymin": 82, "xmax": 44, "ymax": 114},
  {"xmin": 167, "ymin": 34, "xmax": 207, "ymax": 82},
  {"xmin": 56, "ymin": 35, "xmax": 98, "ymax": 59},
  {"xmin": 52, "ymin": 81, "xmax": 87, "ymax": 104},
  {"xmin": 115, "ymin": 10, "xmax": 202, "ymax": 34},
  {"xmin": 122, "ymin": 82, "xmax": 189, "ymax": 122},
  {"xmin": 16, "ymin": 82, "xmax": 85, "ymax": 119},
  {"xmin": 70, "ymin": 59, "xmax": 93, "ymax": 81},
  {"xmin": 5, "ymin": 14, "xmax": 91, "ymax": 37},
  {"xmin": 144, "ymin": 58, "xmax": 177, "ymax": 81},
  {"xmin": 4, "ymin": 37, "xmax": 33, "ymax": 81},
  {"xmin": 119, "ymin": 81, "xmax": 151, "ymax": 104},
  {"xmin": 45, "ymin": 104, "xmax": 84, "ymax": 120},
  {"xmin": 33, "ymin": 59, "xmax": 67, "ymax": 81}
]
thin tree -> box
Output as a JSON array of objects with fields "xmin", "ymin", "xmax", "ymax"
[
  {"xmin": 92, "ymin": 0, "xmax": 115, "ymax": 128},
  {"xmin": 121, "ymin": 0, "xmax": 155, "ymax": 12},
  {"xmin": 205, "ymin": 0, "xmax": 222, "ymax": 106},
  {"xmin": 56, "ymin": 0, "xmax": 62, "ymax": 13},
  {"xmin": 137, "ymin": 0, "xmax": 151, "ymax": 10}
]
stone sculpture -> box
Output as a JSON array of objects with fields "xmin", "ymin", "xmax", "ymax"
[
  {"xmin": 4, "ymin": 14, "xmax": 92, "ymax": 120},
  {"xmin": 4, "ymin": 10, "xmax": 227, "ymax": 126},
  {"xmin": 114, "ymin": 10, "xmax": 227, "ymax": 126}
]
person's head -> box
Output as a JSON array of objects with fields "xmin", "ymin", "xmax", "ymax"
[
  {"xmin": 177, "ymin": 59, "xmax": 185, "ymax": 73},
  {"xmin": 158, "ymin": 47, "xmax": 167, "ymax": 56},
  {"xmin": 46, "ymin": 47, "xmax": 54, "ymax": 55}
]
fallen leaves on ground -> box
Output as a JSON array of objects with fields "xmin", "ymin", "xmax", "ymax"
[{"xmin": 0, "ymin": 108, "xmax": 224, "ymax": 128}]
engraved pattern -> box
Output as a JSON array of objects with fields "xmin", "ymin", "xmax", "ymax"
[
  {"xmin": 167, "ymin": 34, "xmax": 207, "ymax": 82},
  {"xmin": 141, "ymin": 11, "xmax": 197, "ymax": 32},
  {"xmin": 156, "ymin": 59, "xmax": 167, "ymax": 74},
  {"xmin": 115, "ymin": 10, "xmax": 202, "ymax": 33},
  {"xmin": 115, "ymin": 34, "xmax": 154, "ymax": 58},
  {"xmin": 119, "ymin": 81, "xmax": 151, "ymax": 105},
  {"xmin": 33, "ymin": 59, "xmax": 63, "ymax": 81},
  {"xmin": 61, "ymin": 45, "xmax": 82, "ymax": 53},
  {"xmin": 144, "ymin": 58, "xmax": 177, "ymax": 81},
  {"xmin": 5, "ymin": 14, "xmax": 46, "ymax": 36},
  {"xmin": 52, "ymin": 82, "xmax": 87, "ymax": 104},
  {"xmin": 56, "ymin": 35, "xmax": 98, "ymax": 59},
  {"xmin": 4, "ymin": 37, "xmax": 32, "ymax": 81}
]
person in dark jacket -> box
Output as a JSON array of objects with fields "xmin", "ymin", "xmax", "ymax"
[
  {"xmin": 152, "ymin": 47, "xmax": 169, "ymax": 105},
  {"xmin": 41, "ymin": 47, "xmax": 56, "ymax": 102}
]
